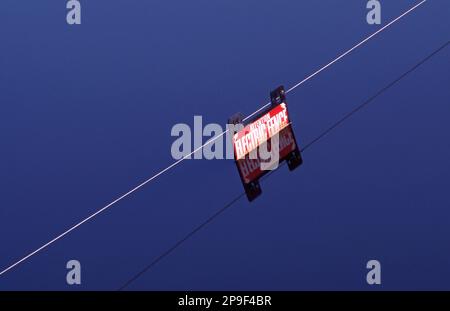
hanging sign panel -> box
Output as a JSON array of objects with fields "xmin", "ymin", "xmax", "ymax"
[{"xmin": 230, "ymin": 86, "xmax": 303, "ymax": 201}]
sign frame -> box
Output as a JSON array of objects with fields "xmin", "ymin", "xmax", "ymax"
[{"xmin": 229, "ymin": 86, "xmax": 303, "ymax": 201}]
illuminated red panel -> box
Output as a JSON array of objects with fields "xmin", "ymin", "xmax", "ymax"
[
  {"xmin": 233, "ymin": 103, "xmax": 290, "ymax": 160},
  {"xmin": 233, "ymin": 103, "xmax": 296, "ymax": 184}
]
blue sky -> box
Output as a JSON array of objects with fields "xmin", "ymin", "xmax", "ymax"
[{"xmin": 0, "ymin": 0, "xmax": 449, "ymax": 290}]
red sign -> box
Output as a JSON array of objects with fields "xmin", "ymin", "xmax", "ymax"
[
  {"xmin": 230, "ymin": 86, "xmax": 302, "ymax": 202},
  {"xmin": 233, "ymin": 103, "xmax": 297, "ymax": 184},
  {"xmin": 233, "ymin": 103, "xmax": 290, "ymax": 160}
]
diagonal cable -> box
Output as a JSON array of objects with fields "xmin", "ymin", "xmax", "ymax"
[{"xmin": 118, "ymin": 40, "xmax": 449, "ymax": 290}]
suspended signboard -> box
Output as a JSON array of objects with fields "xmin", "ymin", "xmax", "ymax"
[{"xmin": 229, "ymin": 86, "xmax": 303, "ymax": 201}]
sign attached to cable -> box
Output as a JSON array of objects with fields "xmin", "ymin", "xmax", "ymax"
[{"xmin": 229, "ymin": 86, "xmax": 303, "ymax": 201}]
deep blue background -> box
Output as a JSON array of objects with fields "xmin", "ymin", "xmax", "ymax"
[{"xmin": 0, "ymin": 0, "xmax": 449, "ymax": 290}]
